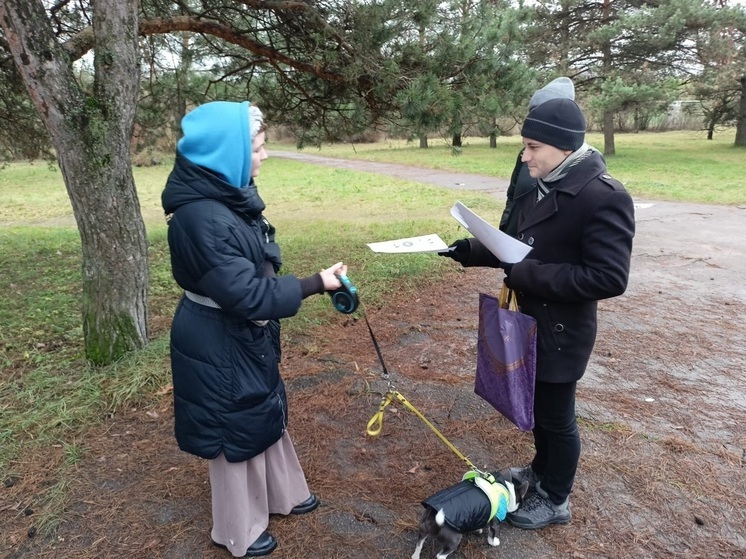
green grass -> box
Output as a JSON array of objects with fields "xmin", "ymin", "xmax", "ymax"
[
  {"xmin": 0, "ymin": 162, "xmax": 72, "ymax": 223},
  {"xmin": 273, "ymin": 129, "xmax": 746, "ymax": 205},
  {"xmin": 0, "ymin": 131, "xmax": 743, "ymax": 534}
]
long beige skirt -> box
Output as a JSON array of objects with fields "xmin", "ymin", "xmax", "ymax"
[{"xmin": 209, "ymin": 431, "xmax": 311, "ymax": 557}]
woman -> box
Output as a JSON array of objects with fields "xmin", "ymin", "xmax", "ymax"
[{"xmin": 162, "ymin": 100, "xmax": 346, "ymax": 557}]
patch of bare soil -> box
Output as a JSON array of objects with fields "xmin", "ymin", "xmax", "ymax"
[{"xmin": 3, "ymin": 258, "xmax": 745, "ymax": 559}]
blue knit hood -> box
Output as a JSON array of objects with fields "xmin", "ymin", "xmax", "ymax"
[{"xmin": 177, "ymin": 101, "xmax": 252, "ymax": 188}]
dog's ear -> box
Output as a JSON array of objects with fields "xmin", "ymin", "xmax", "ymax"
[{"xmin": 516, "ymin": 480, "xmax": 530, "ymax": 501}]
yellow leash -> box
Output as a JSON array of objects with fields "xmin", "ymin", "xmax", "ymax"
[
  {"xmin": 360, "ymin": 302, "xmax": 489, "ymax": 479},
  {"xmin": 366, "ymin": 389, "xmax": 487, "ymax": 476}
]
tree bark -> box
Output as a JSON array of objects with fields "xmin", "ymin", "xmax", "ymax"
[
  {"xmin": 603, "ymin": 109, "xmax": 616, "ymax": 156},
  {"xmin": 707, "ymin": 118, "xmax": 715, "ymax": 140},
  {"xmin": 1, "ymin": 0, "xmax": 148, "ymax": 364},
  {"xmin": 419, "ymin": 135, "xmax": 428, "ymax": 148},
  {"xmin": 736, "ymin": 76, "xmax": 746, "ymax": 147},
  {"xmin": 600, "ymin": 0, "xmax": 615, "ymax": 156}
]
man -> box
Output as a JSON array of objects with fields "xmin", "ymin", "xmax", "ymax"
[{"xmin": 441, "ymin": 98, "xmax": 635, "ymax": 529}]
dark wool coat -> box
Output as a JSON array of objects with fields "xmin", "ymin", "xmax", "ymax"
[
  {"xmin": 162, "ymin": 154, "xmax": 305, "ymax": 462},
  {"xmin": 468, "ymin": 151, "xmax": 635, "ymax": 383},
  {"xmin": 499, "ymin": 149, "xmax": 533, "ymax": 236}
]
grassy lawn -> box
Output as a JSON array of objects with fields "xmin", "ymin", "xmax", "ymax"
[
  {"xmin": 272, "ymin": 129, "xmax": 746, "ymax": 205},
  {"xmin": 0, "ymin": 130, "xmax": 743, "ymax": 533}
]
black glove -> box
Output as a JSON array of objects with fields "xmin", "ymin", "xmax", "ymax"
[
  {"xmin": 501, "ymin": 262, "xmax": 514, "ymax": 287},
  {"xmin": 439, "ymin": 239, "xmax": 471, "ymax": 265}
]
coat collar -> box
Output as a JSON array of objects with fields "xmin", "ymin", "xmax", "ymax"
[
  {"xmin": 163, "ymin": 153, "xmax": 266, "ymax": 219},
  {"xmin": 516, "ymin": 151, "xmax": 606, "ymax": 232}
]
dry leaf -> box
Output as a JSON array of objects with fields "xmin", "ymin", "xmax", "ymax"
[{"xmin": 156, "ymin": 383, "xmax": 174, "ymax": 396}]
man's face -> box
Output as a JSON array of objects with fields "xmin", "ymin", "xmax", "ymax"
[{"xmin": 521, "ymin": 138, "xmax": 571, "ymax": 179}]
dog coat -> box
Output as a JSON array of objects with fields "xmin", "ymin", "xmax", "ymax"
[{"xmin": 422, "ymin": 474, "xmax": 510, "ymax": 533}]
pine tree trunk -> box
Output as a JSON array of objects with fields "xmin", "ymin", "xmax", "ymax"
[
  {"xmin": 601, "ymin": 0, "xmax": 616, "ymax": 157},
  {"xmin": 452, "ymin": 133, "xmax": 462, "ymax": 147},
  {"xmin": 1, "ymin": 0, "xmax": 148, "ymax": 364},
  {"xmin": 63, "ymin": 150, "xmax": 149, "ymax": 365},
  {"xmin": 603, "ymin": 109, "xmax": 616, "ymax": 156},
  {"xmin": 419, "ymin": 135, "xmax": 428, "ymax": 148},
  {"xmin": 735, "ymin": 76, "xmax": 746, "ymax": 147},
  {"xmin": 707, "ymin": 120, "xmax": 715, "ymax": 140}
]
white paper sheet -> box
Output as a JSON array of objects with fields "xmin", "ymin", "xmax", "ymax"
[
  {"xmin": 450, "ymin": 201, "xmax": 532, "ymax": 263},
  {"xmin": 367, "ymin": 234, "xmax": 449, "ymax": 254}
]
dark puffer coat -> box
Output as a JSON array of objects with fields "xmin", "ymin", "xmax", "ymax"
[
  {"xmin": 162, "ymin": 153, "xmax": 306, "ymax": 462},
  {"xmin": 466, "ymin": 151, "xmax": 635, "ymax": 383},
  {"xmin": 423, "ymin": 480, "xmax": 493, "ymax": 533}
]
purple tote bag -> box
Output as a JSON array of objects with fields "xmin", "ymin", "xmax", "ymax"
[{"xmin": 475, "ymin": 290, "xmax": 537, "ymax": 431}]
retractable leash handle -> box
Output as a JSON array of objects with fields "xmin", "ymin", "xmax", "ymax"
[{"xmin": 329, "ymin": 274, "xmax": 359, "ymax": 314}]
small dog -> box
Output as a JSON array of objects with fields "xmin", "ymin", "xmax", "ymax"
[{"xmin": 412, "ymin": 469, "xmax": 529, "ymax": 559}]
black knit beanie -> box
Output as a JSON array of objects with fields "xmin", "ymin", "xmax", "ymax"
[{"xmin": 521, "ymin": 98, "xmax": 586, "ymax": 151}]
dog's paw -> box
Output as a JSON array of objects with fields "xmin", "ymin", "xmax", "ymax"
[{"xmin": 488, "ymin": 536, "xmax": 501, "ymax": 547}]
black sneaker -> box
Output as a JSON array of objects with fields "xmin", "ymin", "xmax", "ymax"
[
  {"xmin": 509, "ymin": 465, "xmax": 543, "ymax": 489},
  {"xmin": 507, "ymin": 482, "xmax": 571, "ymax": 530}
]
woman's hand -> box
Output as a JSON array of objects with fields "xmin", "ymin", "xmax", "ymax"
[{"xmin": 320, "ymin": 262, "xmax": 348, "ymax": 291}]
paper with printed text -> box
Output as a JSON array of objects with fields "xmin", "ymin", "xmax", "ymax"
[
  {"xmin": 450, "ymin": 201, "xmax": 532, "ymax": 263},
  {"xmin": 367, "ymin": 233, "xmax": 449, "ymax": 254}
]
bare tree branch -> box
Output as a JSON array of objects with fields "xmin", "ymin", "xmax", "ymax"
[{"xmin": 62, "ymin": 15, "xmax": 348, "ymax": 82}]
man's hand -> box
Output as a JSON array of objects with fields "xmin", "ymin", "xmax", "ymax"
[{"xmin": 438, "ymin": 239, "xmax": 471, "ymax": 265}]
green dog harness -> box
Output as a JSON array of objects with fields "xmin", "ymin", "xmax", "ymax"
[{"xmin": 462, "ymin": 470, "xmax": 510, "ymax": 521}]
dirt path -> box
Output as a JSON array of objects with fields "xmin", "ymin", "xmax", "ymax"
[
  {"xmin": 4, "ymin": 154, "xmax": 745, "ymax": 559},
  {"xmin": 273, "ymin": 149, "xmax": 746, "ymax": 299}
]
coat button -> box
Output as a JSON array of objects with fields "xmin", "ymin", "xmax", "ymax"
[
  {"xmin": 528, "ymin": 237, "xmax": 534, "ymax": 245},
  {"xmin": 554, "ymin": 323, "xmax": 565, "ymax": 332},
  {"xmin": 518, "ymin": 233, "xmax": 524, "ymax": 240}
]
